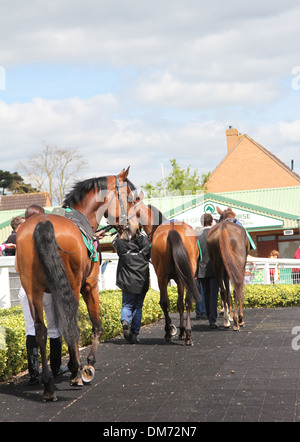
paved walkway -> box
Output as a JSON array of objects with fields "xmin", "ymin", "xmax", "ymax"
[{"xmin": 1, "ymin": 307, "xmax": 300, "ymax": 422}]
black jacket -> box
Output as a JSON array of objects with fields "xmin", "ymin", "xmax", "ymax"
[
  {"xmin": 197, "ymin": 227, "xmax": 215, "ymax": 278},
  {"xmin": 113, "ymin": 235, "xmax": 151, "ymax": 295}
]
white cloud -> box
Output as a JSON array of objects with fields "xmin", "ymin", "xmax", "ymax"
[{"xmin": 134, "ymin": 72, "xmax": 280, "ymax": 109}]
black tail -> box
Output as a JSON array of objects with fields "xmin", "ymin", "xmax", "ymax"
[
  {"xmin": 167, "ymin": 229, "xmax": 200, "ymax": 303},
  {"xmin": 33, "ymin": 220, "xmax": 79, "ymax": 346}
]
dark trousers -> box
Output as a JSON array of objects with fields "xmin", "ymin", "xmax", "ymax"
[{"xmin": 200, "ymin": 277, "xmax": 219, "ymax": 325}]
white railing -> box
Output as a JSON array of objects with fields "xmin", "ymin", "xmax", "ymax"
[
  {"xmin": 1, "ymin": 254, "xmax": 299, "ymax": 309},
  {"xmin": 0, "ymin": 254, "xmax": 159, "ymax": 309},
  {"xmin": 245, "ymin": 256, "xmax": 300, "ymax": 285},
  {"xmin": 0, "ymin": 256, "xmax": 19, "ymax": 309}
]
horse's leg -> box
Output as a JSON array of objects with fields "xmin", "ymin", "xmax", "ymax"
[
  {"xmin": 220, "ymin": 288, "xmax": 230, "ymax": 329},
  {"xmin": 176, "ymin": 280, "xmax": 185, "ymax": 340},
  {"xmin": 32, "ymin": 297, "xmax": 57, "ymax": 402},
  {"xmin": 158, "ymin": 278, "xmax": 172, "ymax": 341},
  {"xmin": 68, "ymin": 344, "xmax": 83, "ymax": 386},
  {"xmin": 185, "ymin": 291, "xmax": 194, "ymax": 346},
  {"xmin": 81, "ymin": 277, "xmax": 102, "ymax": 383},
  {"xmin": 235, "ymin": 282, "xmax": 245, "ymax": 328},
  {"xmin": 232, "ymin": 287, "xmax": 240, "ymax": 331},
  {"xmin": 223, "ymin": 276, "xmax": 231, "ymax": 329}
]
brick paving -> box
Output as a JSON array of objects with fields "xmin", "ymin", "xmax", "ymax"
[{"xmin": 1, "ymin": 307, "xmax": 300, "ymax": 422}]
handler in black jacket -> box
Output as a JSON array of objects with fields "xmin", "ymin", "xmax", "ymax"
[
  {"xmin": 113, "ymin": 233, "xmax": 151, "ymax": 344},
  {"xmin": 197, "ymin": 214, "xmax": 220, "ymax": 328}
]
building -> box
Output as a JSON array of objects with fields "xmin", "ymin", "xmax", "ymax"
[
  {"xmin": 137, "ymin": 127, "xmax": 300, "ymax": 258},
  {"xmin": 0, "ymin": 192, "xmax": 52, "ymax": 243},
  {"xmin": 206, "ymin": 127, "xmax": 300, "ymax": 193}
]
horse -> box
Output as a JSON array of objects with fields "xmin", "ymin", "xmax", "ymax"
[
  {"xmin": 206, "ymin": 206, "xmax": 250, "ymax": 331},
  {"xmin": 16, "ymin": 168, "xmax": 139, "ymax": 401},
  {"xmin": 126, "ymin": 193, "xmax": 200, "ymax": 346}
]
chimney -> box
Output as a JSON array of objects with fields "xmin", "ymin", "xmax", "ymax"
[{"xmin": 226, "ymin": 126, "xmax": 239, "ymax": 153}]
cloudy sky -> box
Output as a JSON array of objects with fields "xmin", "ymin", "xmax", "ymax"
[{"xmin": 1, "ymin": 0, "xmax": 300, "ymax": 189}]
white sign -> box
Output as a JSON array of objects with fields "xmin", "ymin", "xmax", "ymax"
[{"xmin": 175, "ymin": 200, "xmax": 284, "ymax": 230}]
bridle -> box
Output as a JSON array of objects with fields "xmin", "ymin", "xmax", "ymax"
[{"xmin": 102, "ymin": 175, "xmax": 138, "ymax": 235}]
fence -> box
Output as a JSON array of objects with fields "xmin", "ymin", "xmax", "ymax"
[
  {"xmin": 0, "ymin": 254, "xmax": 159, "ymax": 309},
  {"xmin": 0, "ymin": 255, "xmax": 299, "ymax": 309},
  {"xmin": 245, "ymin": 257, "xmax": 300, "ymax": 285}
]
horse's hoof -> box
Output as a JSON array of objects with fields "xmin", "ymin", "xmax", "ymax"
[
  {"xmin": 185, "ymin": 340, "xmax": 194, "ymax": 347},
  {"xmin": 170, "ymin": 324, "xmax": 178, "ymax": 337},
  {"xmin": 42, "ymin": 392, "xmax": 57, "ymax": 402},
  {"xmin": 81, "ymin": 365, "xmax": 95, "ymax": 384},
  {"xmin": 70, "ymin": 374, "xmax": 83, "ymax": 387},
  {"xmin": 233, "ymin": 326, "xmax": 240, "ymax": 332}
]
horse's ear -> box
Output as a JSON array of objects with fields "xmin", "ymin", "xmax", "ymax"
[
  {"xmin": 216, "ymin": 206, "xmax": 223, "ymax": 215},
  {"xmin": 137, "ymin": 189, "xmax": 144, "ymax": 201},
  {"xmin": 118, "ymin": 167, "xmax": 130, "ymax": 182}
]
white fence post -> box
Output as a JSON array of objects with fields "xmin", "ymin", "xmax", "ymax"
[
  {"xmin": 246, "ymin": 256, "xmax": 300, "ymax": 285},
  {"xmin": 0, "ymin": 266, "xmax": 11, "ymax": 308}
]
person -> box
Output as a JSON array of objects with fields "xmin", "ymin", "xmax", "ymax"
[
  {"xmin": 197, "ymin": 213, "xmax": 220, "ymax": 329},
  {"xmin": 0, "ymin": 243, "xmax": 17, "ymax": 255},
  {"xmin": 113, "ymin": 232, "xmax": 151, "ymax": 344},
  {"xmin": 17, "ymin": 205, "xmax": 67, "ymax": 385},
  {"xmin": 194, "ymin": 226, "xmax": 207, "ymax": 319},
  {"xmin": 3, "ymin": 216, "xmax": 25, "ymax": 255},
  {"xmin": 292, "ymin": 246, "xmax": 300, "ymax": 284},
  {"xmin": 269, "ymin": 250, "xmax": 280, "ymax": 284},
  {"xmin": 195, "ymin": 281, "xmax": 207, "ymax": 319}
]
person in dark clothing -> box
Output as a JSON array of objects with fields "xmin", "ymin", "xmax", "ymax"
[
  {"xmin": 4, "ymin": 216, "xmax": 25, "ymax": 255},
  {"xmin": 113, "ymin": 233, "xmax": 151, "ymax": 344},
  {"xmin": 197, "ymin": 213, "xmax": 220, "ymax": 328}
]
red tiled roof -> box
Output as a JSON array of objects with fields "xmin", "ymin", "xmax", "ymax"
[{"xmin": 0, "ymin": 192, "xmax": 51, "ymax": 211}]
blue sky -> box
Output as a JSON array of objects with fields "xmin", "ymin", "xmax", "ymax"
[{"xmin": 1, "ymin": 0, "xmax": 300, "ymax": 189}]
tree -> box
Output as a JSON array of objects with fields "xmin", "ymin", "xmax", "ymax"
[
  {"xmin": 0, "ymin": 170, "xmax": 36, "ymax": 195},
  {"xmin": 141, "ymin": 159, "xmax": 211, "ymax": 197},
  {"xmin": 18, "ymin": 143, "xmax": 87, "ymax": 205}
]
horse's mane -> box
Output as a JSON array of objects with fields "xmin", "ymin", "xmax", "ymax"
[
  {"xmin": 126, "ymin": 178, "xmax": 137, "ymax": 192},
  {"xmin": 148, "ymin": 204, "xmax": 167, "ymax": 226},
  {"xmin": 63, "ymin": 177, "xmax": 108, "ymax": 208}
]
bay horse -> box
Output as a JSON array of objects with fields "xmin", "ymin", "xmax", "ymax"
[
  {"xmin": 16, "ymin": 168, "xmax": 139, "ymax": 401},
  {"xmin": 127, "ymin": 192, "xmax": 200, "ymax": 345},
  {"xmin": 206, "ymin": 206, "xmax": 250, "ymax": 331}
]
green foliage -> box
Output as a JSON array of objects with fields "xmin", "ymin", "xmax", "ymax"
[
  {"xmin": 243, "ymin": 284, "xmax": 300, "ymax": 308},
  {"xmin": 1, "ymin": 285, "xmax": 299, "ymax": 381},
  {"xmin": 0, "ymin": 289, "xmax": 177, "ymax": 381},
  {"xmin": 141, "ymin": 158, "xmax": 210, "ymax": 197},
  {"xmin": 0, "ymin": 169, "xmax": 36, "ymax": 195}
]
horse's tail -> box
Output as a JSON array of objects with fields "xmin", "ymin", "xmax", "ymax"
[
  {"xmin": 167, "ymin": 229, "xmax": 200, "ymax": 303},
  {"xmin": 33, "ymin": 220, "xmax": 79, "ymax": 346},
  {"xmin": 218, "ymin": 224, "xmax": 243, "ymax": 286}
]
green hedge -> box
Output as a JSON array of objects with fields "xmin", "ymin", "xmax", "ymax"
[
  {"xmin": 0, "ymin": 289, "xmax": 177, "ymax": 381},
  {"xmin": 0, "ymin": 285, "xmax": 299, "ymax": 381}
]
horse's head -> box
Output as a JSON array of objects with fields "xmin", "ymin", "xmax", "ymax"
[
  {"xmin": 63, "ymin": 167, "xmax": 140, "ymax": 240},
  {"xmin": 217, "ymin": 206, "xmax": 236, "ymax": 222},
  {"xmin": 104, "ymin": 167, "xmax": 140, "ymax": 241}
]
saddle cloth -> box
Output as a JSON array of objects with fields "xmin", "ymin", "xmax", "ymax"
[{"xmin": 52, "ymin": 207, "xmax": 100, "ymax": 262}]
